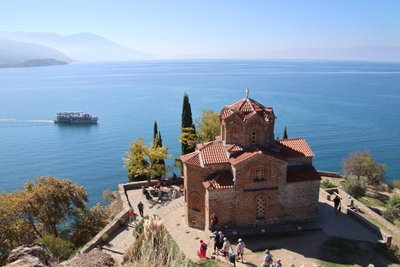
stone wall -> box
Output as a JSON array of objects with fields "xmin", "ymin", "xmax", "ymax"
[{"xmin": 282, "ymin": 180, "xmax": 320, "ymax": 222}]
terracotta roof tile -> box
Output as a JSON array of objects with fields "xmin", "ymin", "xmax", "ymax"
[
  {"xmin": 287, "ymin": 166, "xmax": 321, "ymax": 183},
  {"xmin": 200, "ymin": 141, "xmax": 229, "ymax": 165},
  {"xmin": 181, "ymin": 152, "xmax": 201, "ymax": 167},
  {"xmin": 276, "ymin": 138, "xmax": 314, "ymax": 158},
  {"xmin": 221, "ymin": 98, "xmax": 274, "ymax": 123},
  {"xmin": 203, "ymin": 171, "xmax": 234, "ymax": 189},
  {"xmin": 229, "ymin": 148, "xmax": 263, "ymax": 166}
]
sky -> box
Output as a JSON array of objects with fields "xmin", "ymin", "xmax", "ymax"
[{"xmin": 1, "ymin": 0, "xmax": 399, "ymax": 57}]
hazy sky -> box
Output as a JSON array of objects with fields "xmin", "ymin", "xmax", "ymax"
[{"xmin": 1, "ymin": 0, "xmax": 399, "ymax": 56}]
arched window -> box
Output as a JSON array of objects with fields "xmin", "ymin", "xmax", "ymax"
[
  {"xmin": 251, "ymin": 131, "xmax": 257, "ymax": 144},
  {"xmin": 256, "ymin": 195, "xmax": 266, "ymax": 219}
]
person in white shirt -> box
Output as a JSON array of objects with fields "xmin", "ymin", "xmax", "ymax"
[{"xmin": 236, "ymin": 238, "xmax": 245, "ymax": 263}]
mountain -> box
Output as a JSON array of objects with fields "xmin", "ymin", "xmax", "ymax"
[
  {"xmin": 0, "ymin": 32, "xmax": 153, "ymax": 62},
  {"xmin": 0, "ymin": 38, "xmax": 70, "ymax": 68}
]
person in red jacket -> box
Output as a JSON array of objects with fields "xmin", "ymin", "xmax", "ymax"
[{"xmin": 198, "ymin": 240, "xmax": 207, "ymax": 259}]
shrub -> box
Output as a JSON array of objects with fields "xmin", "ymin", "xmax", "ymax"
[
  {"xmin": 321, "ymin": 180, "xmax": 336, "ymax": 189},
  {"xmin": 383, "ymin": 207, "xmax": 400, "ymax": 223},
  {"xmin": 36, "ymin": 235, "xmax": 75, "ymax": 261},
  {"xmin": 342, "ymin": 175, "xmax": 367, "ymax": 199},
  {"xmin": 343, "ymin": 151, "xmax": 386, "ymax": 186},
  {"xmin": 133, "ymin": 216, "xmax": 149, "ymax": 237},
  {"xmin": 102, "ymin": 233, "xmax": 109, "ymax": 242}
]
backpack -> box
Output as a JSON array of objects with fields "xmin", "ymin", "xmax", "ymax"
[{"xmin": 202, "ymin": 243, "xmax": 208, "ymax": 250}]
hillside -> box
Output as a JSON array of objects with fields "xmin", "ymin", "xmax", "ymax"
[
  {"xmin": 0, "ymin": 32, "xmax": 153, "ymax": 62},
  {"xmin": 0, "ymin": 38, "xmax": 70, "ymax": 68}
]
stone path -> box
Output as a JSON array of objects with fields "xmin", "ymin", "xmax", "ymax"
[{"xmin": 104, "ymin": 187, "xmax": 385, "ymax": 266}]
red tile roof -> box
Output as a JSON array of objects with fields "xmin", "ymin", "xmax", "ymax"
[
  {"xmin": 203, "ymin": 171, "xmax": 234, "ymax": 189},
  {"xmin": 181, "ymin": 152, "xmax": 202, "ymax": 167},
  {"xmin": 287, "ymin": 166, "xmax": 321, "ymax": 183},
  {"xmin": 200, "ymin": 141, "xmax": 229, "ymax": 165},
  {"xmin": 221, "ymin": 98, "xmax": 274, "ymax": 123},
  {"xmin": 276, "ymin": 138, "xmax": 314, "ymax": 158},
  {"xmin": 229, "ymin": 148, "xmax": 263, "ymax": 166}
]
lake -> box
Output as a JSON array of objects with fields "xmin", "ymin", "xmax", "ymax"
[{"xmin": 0, "ymin": 60, "xmax": 399, "ymax": 204}]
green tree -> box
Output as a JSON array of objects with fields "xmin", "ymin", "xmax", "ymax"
[
  {"xmin": 342, "ymin": 175, "xmax": 367, "ymax": 198},
  {"xmin": 153, "ymin": 120, "xmax": 158, "ymax": 147},
  {"xmin": 19, "ymin": 176, "xmax": 88, "ymax": 238},
  {"xmin": 36, "ymin": 235, "xmax": 76, "ymax": 261},
  {"xmin": 197, "ymin": 109, "xmax": 220, "ymax": 142},
  {"xmin": 383, "ymin": 194, "xmax": 400, "ymax": 223},
  {"xmin": 71, "ymin": 203, "xmax": 110, "ymax": 247},
  {"xmin": 283, "ymin": 127, "xmax": 288, "ymax": 139},
  {"xmin": 124, "ymin": 137, "xmax": 170, "ymax": 182},
  {"xmin": 343, "ymin": 151, "xmax": 386, "ymax": 186},
  {"xmin": 180, "ymin": 93, "xmax": 197, "ymax": 155}
]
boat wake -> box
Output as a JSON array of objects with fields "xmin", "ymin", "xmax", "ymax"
[{"xmin": 0, "ymin": 119, "xmax": 53, "ymax": 123}]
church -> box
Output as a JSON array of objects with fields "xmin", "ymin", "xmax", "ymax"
[{"xmin": 181, "ymin": 91, "xmax": 321, "ymax": 230}]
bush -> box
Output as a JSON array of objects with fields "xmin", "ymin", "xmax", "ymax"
[
  {"xmin": 134, "ymin": 216, "xmax": 149, "ymax": 237},
  {"xmin": 343, "ymin": 151, "xmax": 386, "ymax": 186},
  {"xmin": 321, "ymin": 180, "xmax": 336, "ymax": 189},
  {"xmin": 36, "ymin": 235, "xmax": 75, "ymax": 261},
  {"xmin": 383, "ymin": 207, "xmax": 400, "ymax": 223},
  {"xmin": 342, "ymin": 175, "xmax": 367, "ymax": 199},
  {"xmin": 102, "ymin": 233, "xmax": 109, "ymax": 242}
]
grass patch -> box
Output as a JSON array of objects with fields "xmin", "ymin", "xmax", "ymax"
[
  {"xmin": 358, "ymin": 196, "xmax": 386, "ymax": 207},
  {"xmin": 318, "ymin": 237, "xmax": 399, "ymax": 266}
]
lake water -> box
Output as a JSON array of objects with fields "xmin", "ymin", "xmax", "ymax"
[{"xmin": 0, "ymin": 60, "xmax": 399, "ymax": 204}]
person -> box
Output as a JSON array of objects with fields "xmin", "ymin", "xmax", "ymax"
[
  {"xmin": 274, "ymin": 259, "xmax": 282, "ymax": 267},
  {"xmin": 128, "ymin": 208, "xmax": 136, "ymax": 223},
  {"xmin": 172, "ymin": 172, "xmax": 177, "ymax": 183},
  {"xmin": 333, "ymin": 195, "xmax": 341, "ymax": 214},
  {"xmin": 217, "ymin": 231, "xmax": 224, "ymax": 251},
  {"xmin": 221, "ymin": 237, "xmax": 230, "ymax": 257},
  {"xmin": 236, "ymin": 238, "xmax": 245, "ymax": 263},
  {"xmin": 199, "ymin": 240, "xmax": 207, "ymax": 259},
  {"xmin": 213, "ymin": 231, "xmax": 220, "ymax": 255},
  {"xmin": 262, "ymin": 249, "xmax": 273, "ymax": 267},
  {"xmin": 137, "ymin": 201, "xmax": 144, "ymax": 217},
  {"xmin": 228, "ymin": 250, "xmax": 236, "ymax": 267},
  {"xmin": 210, "ymin": 213, "xmax": 218, "ymax": 232}
]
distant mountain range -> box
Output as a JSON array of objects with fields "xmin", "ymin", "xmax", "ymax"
[{"xmin": 0, "ymin": 32, "xmax": 153, "ymax": 68}]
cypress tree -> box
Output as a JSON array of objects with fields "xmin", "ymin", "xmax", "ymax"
[
  {"xmin": 283, "ymin": 127, "xmax": 288, "ymax": 139},
  {"xmin": 180, "ymin": 92, "xmax": 197, "ymax": 155},
  {"xmin": 153, "ymin": 121, "xmax": 158, "ymax": 147}
]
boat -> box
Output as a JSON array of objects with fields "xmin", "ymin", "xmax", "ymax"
[{"xmin": 54, "ymin": 112, "xmax": 98, "ymax": 123}]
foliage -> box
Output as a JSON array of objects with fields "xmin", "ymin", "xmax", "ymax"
[
  {"xmin": 19, "ymin": 176, "xmax": 88, "ymax": 238},
  {"xmin": 382, "ymin": 194, "xmax": 400, "ymax": 223},
  {"xmin": 197, "ymin": 109, "xmax": 220, "ymax": 142},
  {"xmin": 196, "ymin": 259, "xmax": 219, "ymax": 267},
  {"xmin": 342, "ymin": 175, "xmax": 367, "ymax": 198},
  {"xmin": 321, "ymin": 180, "xmax": 336, "ymax": 189},
  {"xmin": 0, "ymin": 177, "xmax": 111, "ymax": 264},
  {"xmin": 283, "ymin": 126, "xmax": 288, "ymax": 139},
  {"xmin": 179, "ymin": 127, "xmax": 197, "ymax": 155},
  {"xmin": 0, "ymin": 192, "xmax": 37, "ymax": 265},
  {"xmin": 343, "ymin": 151, "xmax": 386, "ymax": 185},
  {"xmin": 181, "ymin": 92, "xmax": 197, "ymax": 155},
  {"xmin": 153, "ymin": 121, "xmax": 165, "ymax": 174},
  {"xmin": 124, "ymin": 215, "xmax": 191, "ymax": 267},
  {"xmin": 103, "ymin": 189, "xmax": 116, "ymax": 203},
  {"xmin": 133, "ymin": 216, "xmax": 149, "ymax": 238},
  {"xmin": 71, "ymin": 203, "xmax": 110, "ymax": 247},
  {"xmin": 36, "ymin": 235, "xmax": 75, "ymax": 261},
  {"xmin": 389, "ymin": 179, "xmax": 400, "ymax": 190},
  {"xmin": 124, "ymin": 137, "xmax": 171, "ymax": 182}
]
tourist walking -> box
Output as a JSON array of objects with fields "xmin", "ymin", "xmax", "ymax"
[
  {"xmin": 273, "ymin": 259, "xmax": 282, "ymax": 267},
  {"xmin": 213, "ymin": 231, "xmax": 220, "ymax": 255},
  {"xmin": 221, "ymin": 237, "xmax": 231, "ymax": 257},
  {"xmin": 236, "ymin": 238, "xmax": 245, "ymax": 263},
  {"xmin": 137, "ymin": 201, "xmax": 144, "ymax": 217},
  {"xmin": 333, "ymin": 195, "xmax": 341, "ymax": 214},
  {"xmin": 262, "ymin": 249, "xmax": 273, "ymax": 267},
  {"xmin": 210, "ymin": 213, "xmax": 218, "ymax": 232},
  {"xmin": 128, "ymin": 208, "xmax": 136, "ymax": 223},
  {"xmin": 198, "ymin": 240, "xmax": 207, "ymax": 259}
]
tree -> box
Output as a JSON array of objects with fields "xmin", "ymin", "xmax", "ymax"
[
  {"xmin": 343, "ymin": 151, "xmax": 386, "ymax": 186},
  {"xmin": 179, "ymin": 127, "xmax": 197, "ymax": 155},
  {"xmin": 283, "ymin": 127, "xmax": 288, "ymax": 139},
  {"xmin": 153, "ymin": 120, "xmax": 158, "ymax": 147},
  {"xmin": 71, "ymin": 203, "xmax": 110, "ymax": 247},
  {"xmin": 124, "ymin": 137, "xmax": 170, "ymax": 182},
  {"xmin": 197, "ymin": 109, "xmax": 220, "ymax": 142},
  {"xmin": 342, "ymin": 175, "xmax": 367, "ymax": 198},
  {"xmin": 18, "ymin": 176, "xmax": 88, "ymax": 238},
  {"xmin": 180, "ymin": 93, "xmax": 197, "ymax": 155}
]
